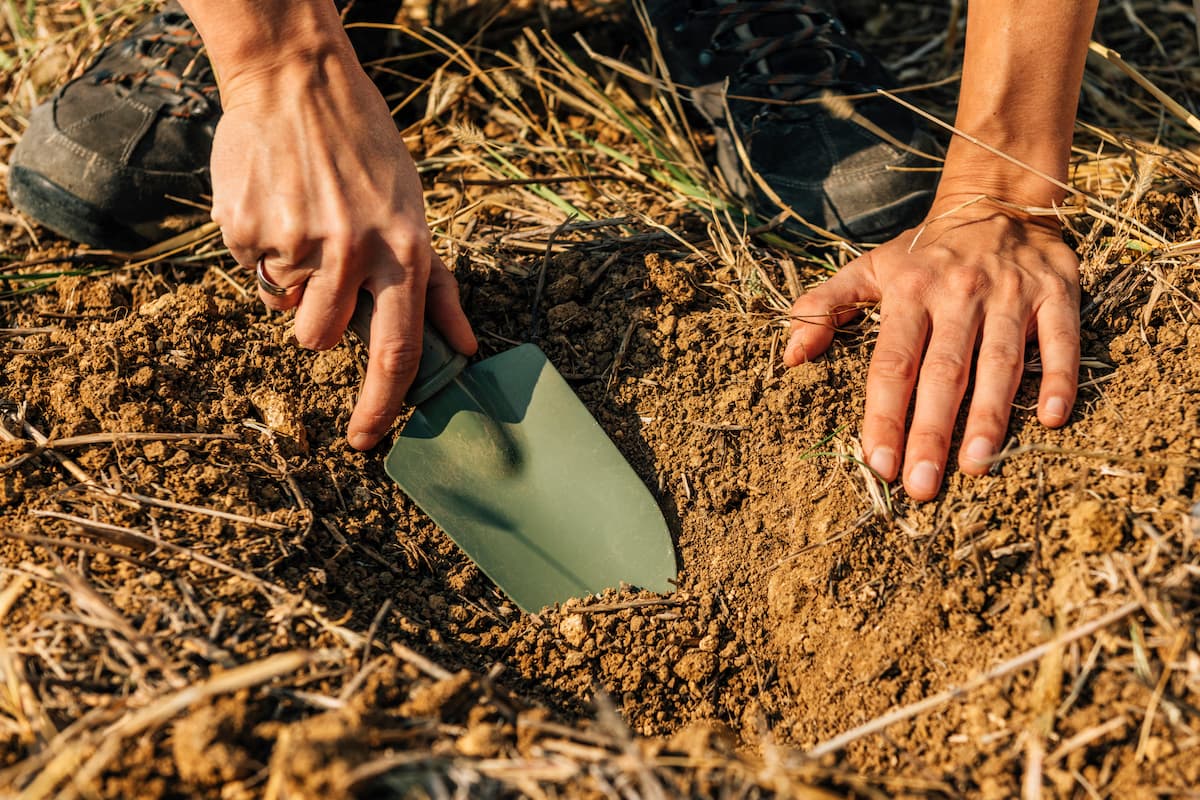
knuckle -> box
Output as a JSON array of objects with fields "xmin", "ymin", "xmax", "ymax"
[
  {"xmin": 790, "ymin": 302, "xmax": 834, "ymax": 328},
  {"xmin": 909, "ymin": 429, "xmax": 950, "ymax": 456},
  {"xmin": 385, "ymin": 220, "xmax": 433, "ymax": 264},
  {"xmin": 945, "ymin": 266, "xmax": 989, "ymax": 297},
  {"xmin": 1041, "ymin": 366, "xmax": 1078, "ymax": 387},
  {"xmin": 920, "ymin": 349, "xmax": 970, "ymax": 388},
  {"xmin": 323, "ymin": 232, "xmax": 360, "ymax": 268},
  {"xmin": 411, "ymin": 226, "xmax": 434, "ymax": 254},
  {"xmin": 212, "ymin": 195, "xmax": 247, "ymax": 230},
  {"xmin": 1041, "ymin": 319, "xmax": 1080, "ymax": 350},
  {"xmin": 889, "ymin": 271, "xmax": 929, "ymax": 302},
  {"xmin": 326, "ymin": 216, "xmax": 359, "ymax": 248},
  {"xmin": 1040, "ymin": 272, "xmax": 1078, "ymax": 304},
  {"xmin": 862, "ymin": 412, "xmax": 904, "ymax": 445},
  {"xmin": 276, "ymin": 212, "xmax": 305, "ymax": 247},
  {"xmin": 220, "ymin": 226, "xmax": 250, "ymax": 253},
  {"xmin": 374, "ymin": 344, "xmax": 421, "ymax": 381},
  {"xmin": 392, "ymin": 214, "xmax": 432, "ymax": 246},
  {"xmin": 393, "ymin": 238, "xmax": 431, "ymax": 274},
  {"xmin": 992, "ymin": 268, "xmax": 1025, "ymax": 299},
  {"xmin": 870, "ymin": 347, "xmax": 920, "ymax": 383},
  {"xmin": 967, "ymin": 405, "xmax": 1009, "ymax": 437},
  {"xmin": 978, "ymin": 338, "xmax": 1024, "ymax": 373}
]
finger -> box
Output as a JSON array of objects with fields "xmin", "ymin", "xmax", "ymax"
[
  {"xmin": 860, "ymin": 298, "xmax": 929, "ymax": 484},
  {"xmin": 902, "ymin": 310, "xmax": 982, "ymax": 501},
  {"xmin": 957, "ymin": 312, "xmax": 1026, "ymax": 475},
  {"xmin": 782, "ymin": 256, "xmax": 877, "ymax": 366},
  {"xmin": 222, "ymin": 232, "xmax": 271, "ymax": 297},
  {"xmin": 257, "ymin": 254, "xmax": 317, "ymax": 312},
  {"xmin": 1034, "ymin": 289, "xmax": 1080, "ymax": 428},
  {"xmin": 292, "ymin": 255, "xmax": 359, "ymax": 350},
  {"xmin": 347, "ymin": 256, "xmax": 429, "ymax": 451},
  {"xmin": 221, "ymin": 227, "xmax": 293, "ymax": 310},
  {"xmin": 225, "ymin": 241, "xmax": 259, "ymax": 273},
  {"xmin": 425, "ymin": 252, "xmax": 477, "ymax": 356}
]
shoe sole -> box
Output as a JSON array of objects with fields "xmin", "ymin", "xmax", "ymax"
[{"xmin": 8, "ymin": 165, "xmax": 154, "ymax": 251}]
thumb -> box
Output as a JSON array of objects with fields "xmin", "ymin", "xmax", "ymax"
[{"xmin": 783, "ymin": 256, "xmax": 878, "ymax": 366}]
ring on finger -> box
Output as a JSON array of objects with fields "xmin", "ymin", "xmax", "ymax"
[{"xmin": 256, "ymin": 256, "xmax": 291, "ymax": 297}]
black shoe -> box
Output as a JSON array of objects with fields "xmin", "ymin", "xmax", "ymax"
[
  {"xmin": 8, "ymin": 1, "xmax": 218, "ymax": 250},
  {"xmin": 648, "ymin": 0, "xmax": 938, "ymax": 242}
]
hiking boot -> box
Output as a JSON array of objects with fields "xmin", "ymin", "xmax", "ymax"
[
  {"xmin": 7, "ymin": 1, "xmax": 401, "ymax": 251},
  {"xmin": 8, "ymin": 1, "xmax": 218, "ymax": 250},
  {"xmin": 647, "ymin": 0, "xmax": 938, "ymax": 242}
]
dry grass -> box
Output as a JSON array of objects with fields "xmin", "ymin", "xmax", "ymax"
[{"xmin": 2, "ymin": 0, "xmax": 1200, "ymax": 797}]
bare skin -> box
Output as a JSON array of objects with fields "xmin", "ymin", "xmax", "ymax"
[
  {"xmin": 179, "ymin": 0, "xmax": 476, "ymax": 451},
  {"xmin": 784, "ymin": 0, "xmax": 1098, "ymax": 501},
  {"xmin": 183, "ymin": 0, "xmax": 1095, "ymax": 490}
]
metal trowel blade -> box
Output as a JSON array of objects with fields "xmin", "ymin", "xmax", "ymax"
[{"xmin": 385, "ymin": 344, "xmax": 677, "ymax": 613}]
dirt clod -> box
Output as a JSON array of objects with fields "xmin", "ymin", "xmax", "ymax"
[{"xmin": 1066, "ymin": 498, "xmax": 1127, "ymax": 554}]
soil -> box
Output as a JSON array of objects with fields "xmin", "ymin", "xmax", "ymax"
[
  {"xmin": 2, "ymin": 2, "xmax": 1200, "ymax": 798},
  {"xmin": 2, "ymin": 215, "xmax": 1199, "ymax": 796}
]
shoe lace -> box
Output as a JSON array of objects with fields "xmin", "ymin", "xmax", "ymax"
[
  {"xmin": 92, "ymin": 12, "xmax": 217, "ymax": 117},
  {"xmin": 695, "ymin": 1, "xmax": 869, "ymax": 102}
]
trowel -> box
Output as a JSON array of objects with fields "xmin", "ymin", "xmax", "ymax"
[{"xmin": 348, "ymin": 294, "xmax": 677, "ymax": 613}]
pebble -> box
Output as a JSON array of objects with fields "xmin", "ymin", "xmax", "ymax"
[{"xmin": 558, "ymin": 614, "xmax": 589, "ymax": 647}]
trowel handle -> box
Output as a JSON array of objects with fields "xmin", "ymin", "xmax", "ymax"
[{"xmin": 348, "ymin": 290, "xmax": 469, "ymax": 406}]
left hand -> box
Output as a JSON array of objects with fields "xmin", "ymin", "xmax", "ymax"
[{"xmin": 783, "ymin": 200, "xmax": 1080, "ymax": 501}]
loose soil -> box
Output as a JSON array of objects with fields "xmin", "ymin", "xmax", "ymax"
[
  {"xmin": 3, "ymin": 227, "xmax": 1199, "ymax": 796},
  {"xmin": 2, "ymin": 2, "xmax": 1200, "ymax": 798}
]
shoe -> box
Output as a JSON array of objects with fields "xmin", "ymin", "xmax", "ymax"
[
  {"xmin": 648, "ymin": 0, "xmax": 938, "ymax": 242},
  {"xmin": 7, "ymin": 0, "xmax": 410, "ymax": 251},
  {"xmin": 8, "ymin": 1, "xmax": 218, "ymax": 250}
]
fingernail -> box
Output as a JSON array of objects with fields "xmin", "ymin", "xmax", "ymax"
[
  {"xmin": 868, "ymin": 446, "xmax": 897, "ymax": 479},
  {"xmin": 908, "ymin": 460, "xmax": 940, "ymax": 497},
  {"xmin": 1044, "ymin": 397, "xmax": 1068, "ymax": 425},
  {"xmin": 785, "ymin": 330, "xmax": 807, "ymax": 364},
  {"xmin": 963, "ymin": 437, "xmax": 993, "ymax": 467},
  {"xmin": 348, "ymin": 432, "xmax": 372, "ymax": 451}
]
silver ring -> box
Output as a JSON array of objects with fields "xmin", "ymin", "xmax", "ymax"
[{"xmin": 256, "ymin": 256, "xmax": 289, "ymax": 297}]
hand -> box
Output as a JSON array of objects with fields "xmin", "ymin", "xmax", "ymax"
[
  {"xmin": 783, "ymin": 201, "xmax": 1080, "ymax": 501},
  {"xmin": 210, "ymin": 46, "xmax": 476, "ymax": 450}
]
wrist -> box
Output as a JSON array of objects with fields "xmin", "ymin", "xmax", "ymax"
[
  {"xmin": 179, "ymin": 0, "xmax": 357, "ymax": 97},
  {"xmin": 939, "ymin": 0, "xmax": 1094, "ymax": 216},
  {"xmin": 934, "ymin": 134, "xmax": 1073, "ymax": 219},
  {"xmin": 217, "ymin": 45, "xmax": 370, "ymax": 115}
]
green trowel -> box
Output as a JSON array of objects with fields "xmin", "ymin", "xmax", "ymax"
[{"xmin": 348, "ymin": 295, "xmax": 677, "ymax": 613}]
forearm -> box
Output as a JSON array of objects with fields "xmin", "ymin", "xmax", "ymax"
[
  {"xmin": 938, "ymin": 0, "xmax": 1098, "ymax": 208},
  {"xmin": 176, "ymin": 0, "xmax": 358, "ymax": 98}
]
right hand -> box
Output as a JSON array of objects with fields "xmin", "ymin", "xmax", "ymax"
[{"xmin": 209, "ymin": 40, "xmax": 476, "ymax": 450}]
